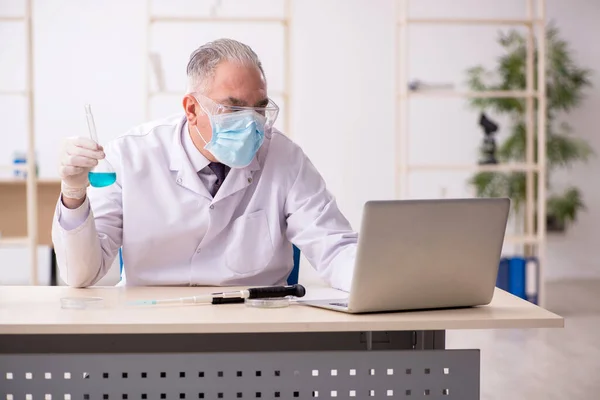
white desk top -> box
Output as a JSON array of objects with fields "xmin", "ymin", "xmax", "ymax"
[{"xmin": 0, "ymin": 285, "xmax": 563, "ymax": 335}]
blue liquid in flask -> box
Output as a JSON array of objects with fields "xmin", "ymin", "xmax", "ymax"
[{"xmin": 88, "ymin": 172, "xmax": 116, "ymax": 187}]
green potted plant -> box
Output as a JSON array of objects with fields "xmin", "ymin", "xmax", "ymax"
[{"xmin": 466, "ymin": 23, "xmax": 594, "ymax": 233}]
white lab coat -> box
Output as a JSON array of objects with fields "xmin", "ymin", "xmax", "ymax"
[{"xmin": 52, "ymin": 114, "xmax": 358, "ymax": 290}]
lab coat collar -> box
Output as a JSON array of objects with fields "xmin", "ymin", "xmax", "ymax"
[
  {"xmin": 168, "ymin": 115, "xmax": 261, "ymax": 202},
  {"xmin": 168, "ymin": 116, "xmax": 187, "ymax": 172},
  {"xmin": 212, "ymin": 157, "xmax": 260, "ymax": 203},
  {"xmin": 181, "ymin": 120, "xmax": 211, "ymax": 173},
  {"xmin": 167, "ymin": 116, "xmax": 212, "ymax": 200}
]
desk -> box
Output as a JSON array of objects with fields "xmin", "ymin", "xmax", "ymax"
[{"xmin": 0, "ymin": 286, "xmax": 563, "ymax": 399}]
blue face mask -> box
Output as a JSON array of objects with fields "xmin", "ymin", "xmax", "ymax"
[{"xmin": 195, "ymin": 110, "xmax": 266, "ymax": 168}]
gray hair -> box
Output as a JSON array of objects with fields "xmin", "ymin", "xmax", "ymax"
[{"xmin": 186, "ymin": 38, "xmax": 265, "ymax": 93}]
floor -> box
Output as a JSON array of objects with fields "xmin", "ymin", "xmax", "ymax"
[{"xmin": 446, "ymin": 279, "xmax": 600, "ymax": 400}]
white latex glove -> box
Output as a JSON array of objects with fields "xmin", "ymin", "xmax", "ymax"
[{"xmin": 59, "ymin": 136, "xmax": 105, "ymax": 198}]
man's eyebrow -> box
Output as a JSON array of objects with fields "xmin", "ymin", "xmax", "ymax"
[
  {"xmin": 220, "ymin": 97, "xmax": 247, "ymax": 106},
  {"xmin": 218, "ymin": 97, "xmax": 269, "ymax": 107},
  {"xmin": 254, "ymin": 98, "xmax": 269, "ymax": 107}
]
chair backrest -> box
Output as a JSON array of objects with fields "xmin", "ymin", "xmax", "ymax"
[
  {"xmin": 119, "ymin": 245, "xmax": 301, "ymax": 285},
  {"xmin": 288, "ymin": 245, "xmax": 301, "ymax": 285}
]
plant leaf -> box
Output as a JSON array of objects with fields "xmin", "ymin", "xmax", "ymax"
[
  {"xmin": 465, "ymin": 21, "xmax": 595, "ymax": 229},
  {"xmin": 547, "ymin": 187, "xmax": 585, "ymax": 223}
]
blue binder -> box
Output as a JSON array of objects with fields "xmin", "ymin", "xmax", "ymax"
[
  {"xmin": 508, "ymin": 257, "xmax": 526, "ymax": 299},
  {"xmin": 496, "ymin": 257, "xmax": 510, "ymax": 291}
]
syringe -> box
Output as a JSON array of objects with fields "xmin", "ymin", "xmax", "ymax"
[{"xmin": 128, "ymin": 284, "xmax": 306, "ymax": 306}]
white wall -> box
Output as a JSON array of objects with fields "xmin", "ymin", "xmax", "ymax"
[
  {"xmin": 404, "ymin": 0, "xmax": 600, "ymax": 281},
  {"xmin": 0, "ymin": 0, "xmax": 598, "ymax": 285},
  {"xmin": 539, "ymin": 0, "xmax": 600, "ymax": 280}
]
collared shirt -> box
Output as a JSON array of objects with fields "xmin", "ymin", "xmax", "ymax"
[{"xmin": 182, "ymin": 121, "xmax": 230, "ymax": 197}]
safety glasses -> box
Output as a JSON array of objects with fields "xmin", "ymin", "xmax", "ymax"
[{"xmin": 194, "ymin": 93, "xmax": 279, "ymax": 131}]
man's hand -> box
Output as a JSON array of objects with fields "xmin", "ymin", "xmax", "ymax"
[{"xmin": 59, "ymin": 137, "xmax": 105, "ymax": 209}]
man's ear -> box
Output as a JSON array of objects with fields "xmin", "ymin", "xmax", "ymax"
[{"xmin": 183, "ymin": 94, "xmax": 202, "ymax": 124}]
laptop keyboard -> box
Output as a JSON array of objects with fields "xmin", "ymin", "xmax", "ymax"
[{"xmin": 330, "ymin": 302, "xmax": 348, "ymax": 308}]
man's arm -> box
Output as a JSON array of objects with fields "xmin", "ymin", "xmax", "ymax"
[
  {"xmin": 283, "ymin": 151, "xmax": 358, "ymax": 292},
  {"xmin": 52, "ymin": 139, "xmax": 123, "ymax": 287}
]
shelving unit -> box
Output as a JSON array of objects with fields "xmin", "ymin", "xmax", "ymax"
[
  {"xmin": 406, "ymin": 90, "xmax": 536, "ymax": 99},
  {"xmin": 396, "ymin": 0, "xmax": 547, "ymax": 305},
  {"xmin": 144, "ymin": 0, "xmax": 292, "ymax": 137},
  {"xmin": 0, "ymin": 0, "xmax": 38, "ymax": 285}
]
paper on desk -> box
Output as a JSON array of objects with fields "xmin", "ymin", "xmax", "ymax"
[{"xmin": 295, "ymin": 287, "xmax": 348, "ymax": 303}]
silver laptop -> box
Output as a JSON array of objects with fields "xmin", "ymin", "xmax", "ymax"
[{"xmin": 303, "ymin": 197, "xmax": 510, "ymax": 313}]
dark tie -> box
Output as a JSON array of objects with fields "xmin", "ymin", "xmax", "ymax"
[{"xmin": 208, "ymin": 162, "xmax": 228, "ymax": 195}]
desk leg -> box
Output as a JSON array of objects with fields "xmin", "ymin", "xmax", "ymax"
[
  {"xmin": 413, "ymin": 330, "xmax": 446, "ymax": 350},
  {"xmin": 0, "ymin": 331, "xmax": 478, "ymax": 399}
]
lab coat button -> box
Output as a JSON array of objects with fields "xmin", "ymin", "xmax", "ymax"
[
  {"xmin": 176, "ymin": 178, "xmax": 182, "ymax": 184},
  {"xmin": 196, "ymin": 248, "xmax": 201, "ymax": 254},
  {"xmin": 209, "ymin": 205, "xmax": 214, "ymax": 210}
]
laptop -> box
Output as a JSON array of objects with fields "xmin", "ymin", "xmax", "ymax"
[{"xmin": 302, "ymin": 197, "xmax": 510, "ymax": 313}]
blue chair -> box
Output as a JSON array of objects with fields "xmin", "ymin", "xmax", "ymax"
[
  {"xmin": 119, "ymin": 245, "xmax": 301, "ymax": 285},
  {"xmin": 289, "ymin": 245, "xmax": 301, "ymax": 285}
]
